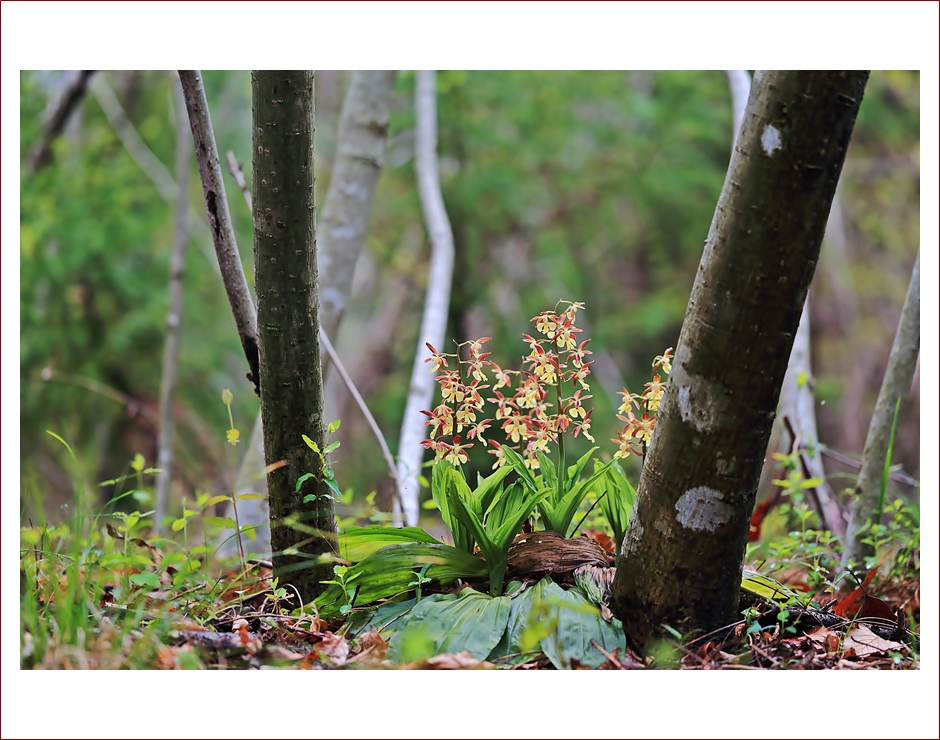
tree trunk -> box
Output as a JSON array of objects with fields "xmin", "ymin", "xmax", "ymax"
[
  {"xmin": 216, "ymin": 71, "xmax": 397, "ymax": 558},
  {"xmin": 394, "ymin": 70, "xmax": 457, "ymax": 527},
  {"xmin": 842, "ymin": 249, "xmax": 920, "ymax": 571},
  {"xmin": 610, "ymin": 71, "xmax": 869, "ymax": 649},
  {"xmin": 777, "ymin": 291, "xmax": 844, "ymax": 535},
  {"xmin": 253, "ymin": 71, "xmax": 335, "ymax": 601},
  {"xmin": 154, "ymin": 76, "xmax": 191, "ymax": 533},
  {"xmin": 319, "ymin": 70, "xmax": 397, "ymax": 348}
]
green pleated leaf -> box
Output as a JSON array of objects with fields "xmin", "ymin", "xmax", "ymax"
[
  {"xmin": 535, "ymin": 579, "xmax": 626, "ymax": 669},
  {"xmin": 387, "ymin": 589, "xmax": 511, "ymax": 664},
  {"xmin": 314, "ymin": 542, "xmax": 487, "ymax": 616},
  {"xmin": 338, "ymin": 526, "xmax": 442, "ymax": 563}
]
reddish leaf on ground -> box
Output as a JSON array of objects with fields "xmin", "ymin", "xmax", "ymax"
[
  {"xmin": 831, "ymin": 569, "xmax": 895, "ymax": 623},
  {"xmin": 582, "ymin": 529, "xmax": 617, "ymax": 555}
]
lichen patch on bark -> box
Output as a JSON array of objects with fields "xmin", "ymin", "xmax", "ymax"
[
  {"xmin": 761, "ymin": 124, "xmax": 782, "ymax": 156},
  {"xmin": 675, "ymin": 487, "xmax": 735, "ymax": 532}
]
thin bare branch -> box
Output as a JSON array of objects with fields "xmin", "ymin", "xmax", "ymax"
[
  {"xmin": 90, "ymin": 73, "xmax": 178, "ymax": 203},
  {"xmin": 319, "ymin": 326, "xmax": 401, "ymax": 508},
  {"xmin": 226, "ymin": 150, "xmax": 252, "ymax": 210},
  {"xmin": 28, "ymin": 70, "xmax": 96, "ymax": 172},
  {"xmin": 179, "ymin": 70, "xmax": 260, "ymax": 395}
]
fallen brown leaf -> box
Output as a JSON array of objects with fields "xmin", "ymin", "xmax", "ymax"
[{"xmin": 316, "ymin": 631, "xmax": 350, "ymax": 664}]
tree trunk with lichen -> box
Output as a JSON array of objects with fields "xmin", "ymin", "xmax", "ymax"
[
  {"xmin": 253, "ymin": 70, "xmax": 335, "ymax": 601},
  {"xmin": 610, "ymin": 71, "xmax": 869, "ymax": 650}
]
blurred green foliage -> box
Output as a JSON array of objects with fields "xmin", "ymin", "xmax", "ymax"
[{"xmin": 19, "ymin": 70, "xmax": 919, "ymax": 524}]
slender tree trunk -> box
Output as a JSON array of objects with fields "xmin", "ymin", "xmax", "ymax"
[
  {"xmin": 778, "ymin": 292, "xmax": 844, "ymax": 535},
  {"xmin": 154, "ymin": 76, "xmax": 191, "ymax": 533},
  {"xmin": 319, "ymin": 71, "xmax": 397, "ymax": 347},
  {"xmin": 394, "ymin": 70, "xmax": 456, "ymax": 527},
  {"xmin": 842, "ymin": 249, "xmax": 920, "ymax": 571},
  {"xmin": 610, "ymin": 71, "xmax": 869, "ymax": 649},
  {"xmin": 28, "ymin": 70, "xmax": 95, "ymax": 172},
  {"xmin": 253, "ymin": 71, "xmax": 335, "ymax": 601},
  {"xmin": 216, "ymin": 72, "xmax": 397, "ymax": 558},
  {"xmin": 179, "ymin": 70, "xmax": 260, "ymax": 395}
]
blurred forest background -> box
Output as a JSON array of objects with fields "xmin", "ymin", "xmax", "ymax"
[{"xmin": 19, "ymin": 70, "xmax": 920, "ymax": 526}]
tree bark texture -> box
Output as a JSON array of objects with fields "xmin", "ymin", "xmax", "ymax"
[
  {"xmin": 217, "ymin": 71, "xmax": 398, "ymax": 558},
  {"xmin": 842, "ymin": 248, "xmax": 919, "ymax": 570},
  {"xmin": 318, "ymin": 70, "xmax": 397, "ymax": 346},
  {"xmin": 253, "ymin": 71, "xmax": 335, "ymax": 601},
  {"xmin": 610, "ymin": 71, "xmax": 869, "ymax": 648},
  {"xmin": 179, "ymin": 70, "xmax": 260, "ymax": 395},
  {"xmin": 725, "ymin": 69, "xmax": 841, "ymax": 534},
  {"xmin": 394, "ymin": 70, "xmax": 456, "ymax": 527},
  {"xmin": 154, "ymin": 76, "xmax": 191, "ymax": 533}
]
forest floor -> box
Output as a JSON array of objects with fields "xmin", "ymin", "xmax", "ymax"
[{"xmin": 21, "ymin": 544, "xmax": 919, "ymax": 670}]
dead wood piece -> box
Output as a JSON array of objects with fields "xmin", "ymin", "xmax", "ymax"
[{"xmin": 506, "ymin": 531, "xmax": 609, "ymax": 579}]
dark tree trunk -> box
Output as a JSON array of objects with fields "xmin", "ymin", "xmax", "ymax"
[
  {"xmin": 610, "ymin": 71, "xmax": 869, "ymax": 649},
  {"xmin": 253, "ymin": 71, "xmax": 335, "ymax": 601}
]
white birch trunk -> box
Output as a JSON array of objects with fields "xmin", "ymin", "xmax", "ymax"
[
  {"xmin": 154, "ymin": 77, "xmax": 191, "ymax": 534},
  {"xmin": 394, "ymin": 70, "xmax": 456, "ymax": 527}
]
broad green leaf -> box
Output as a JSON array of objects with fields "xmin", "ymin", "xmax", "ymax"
[
  {"xmin": 740, "ymin": 570, "xmax": 810, "ymax": 606},
  {"xmin": 473, "ymin": 465, "xmax": 513, "ymax": 517},
  {"xmin": 535, "ymin": 579, "xmax": 626, "ymax": 669},
  {"xmin": 488, "ymin": 583, "xmax": 542, "ymax": 664},
  {"xmin": 348, "ymin": 596, "xmax": 419, "ymax": 641},
  {"xmin": 536, "ymin": 450, "xmax": 556, "ymax": 487},
  {"xmin": 301, "ymin": 434, "xmax": 320, "ymax": 453},
  {"xmin": 445, "ymin": 473, "xmax": 549, "ymax": 595},
  {"xmin": 295, "ymin": 472, "xmax": 315, "ymax": 491},
  {"xmin": 324, "ymin": 441, "xmax": 340, "ymax": 455},
  {"xmin": 387, "ymin": 589, "xmax": 510, "ymax": 664},
  {"xmin": 202, "ymin": 516, "xmax": 237, "ymax": 529},
  {"xmin": 338, "ymin": 526, "xmax": 442, "ymax": 563},
  {"xmin": 500, "ymin": 445, "xmax": 539, "ymax": 493},
  {"xmin": 314, "ymin": 542, "xmax": 487, "ymax": 616},
  {"xmin": 539, "ymin": 457, "xmax": 615, "ymax": 536},
  {"xmin": 327, "ymin": 419, "xmax": 341, "ymax": 433},
  {"xmin": 565, "ymin": 446, "xmax": 598, "ymax": 491},
  {"xmin": 236, "ymin": 493, "xmax": 265, "ymax": 501},
  {"xmin": 204, "ymin": 494, "xmax": 232, "ymax": 507},
  {"xmin": 159, "ymin": 552, "xmax": 188, "ymax": 568},
  {"xmin": 129, "ymin": 571, "xmax": 161, "ymax": 589}
]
